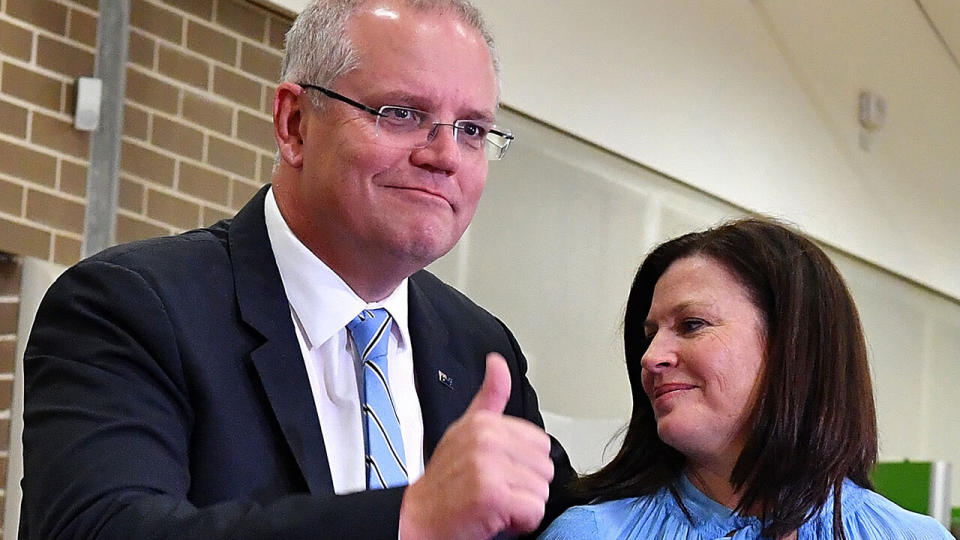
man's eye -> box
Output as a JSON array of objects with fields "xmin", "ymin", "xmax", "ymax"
[
  {"xmin": 383, "ymin": 107, "xmax": 420, "ymax": 123},
  {"xmin": 459, "ymin": 122, "xmax": 487, "ymax": 139}
]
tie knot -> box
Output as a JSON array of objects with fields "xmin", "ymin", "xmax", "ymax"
[{"xmin": 347, "ymin": 309, "xmax": 392, "ymax": 362}]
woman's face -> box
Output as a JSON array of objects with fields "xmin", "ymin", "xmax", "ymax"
[{"xmin": 640, "ymin": 255, "xmax": 766, "ymax": 471}]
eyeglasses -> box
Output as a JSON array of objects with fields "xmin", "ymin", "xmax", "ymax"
[{"xmin": 299, "ymin": 83, "xmax": 514, "ymax": 161}]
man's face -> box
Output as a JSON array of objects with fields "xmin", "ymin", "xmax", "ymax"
[{"xmin": 294, "ymin": 2, "xmax": 498, "ymax": 275}]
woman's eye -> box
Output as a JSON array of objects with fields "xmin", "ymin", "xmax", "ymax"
[{"xmin": 680, "ymin": 319, "xmax": 706, "ymax": 333}]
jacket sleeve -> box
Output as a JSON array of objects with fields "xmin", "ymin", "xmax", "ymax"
[{"xmin": 20, "ymin": 259, "xmax": 404, "ymax": 540}]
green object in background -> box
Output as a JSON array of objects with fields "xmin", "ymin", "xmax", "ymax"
[{"xmin": 871, "ymin": 461, "xmax": 931, "ymax": 514}]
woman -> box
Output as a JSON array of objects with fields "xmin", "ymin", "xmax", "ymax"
[{"xmin": 541, "ymin": 218, "xmax": 951, "ymax": 539}]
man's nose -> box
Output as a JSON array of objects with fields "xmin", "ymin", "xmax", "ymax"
[{"xmin": 411, "ymin": 123, "xmax": 462, "ymax": 174}]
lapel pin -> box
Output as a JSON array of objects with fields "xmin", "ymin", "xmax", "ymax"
[{"xmin": 438, "ymin": 370, "xmax": 454, "ymax": 388}]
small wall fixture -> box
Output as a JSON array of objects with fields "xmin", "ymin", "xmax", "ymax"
[
  {"xmin": 858, "ymin": 90, "xmax": 886, "ymax": 131},
  {"xmin": 74, "ymin": 77, "xmax": 103, "ymax": 132}
]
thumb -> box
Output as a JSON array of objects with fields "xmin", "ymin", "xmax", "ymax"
[{"xmin": 466, "ymin": 352, "xmax": 512, "ymax": 415}]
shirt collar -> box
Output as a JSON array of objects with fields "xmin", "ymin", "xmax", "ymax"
[{"xmin": 263, "ymin": 187, "xmax": 410, "ymax": 349}]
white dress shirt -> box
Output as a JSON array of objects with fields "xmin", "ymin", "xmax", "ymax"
[{"xmin": 263, "ymin": 188, "xmax": 425, "ymax": 494}]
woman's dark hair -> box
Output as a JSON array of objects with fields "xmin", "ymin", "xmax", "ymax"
[{"xmin": 575, "ymin": 217, "xmax": 877, "ymax": 539}]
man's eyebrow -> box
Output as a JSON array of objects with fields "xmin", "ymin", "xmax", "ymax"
[
  {"xmin": 375, "ymin": 91, "xmax": 496, "ymax": 121},
  {"xmin": 461, "ymin": 107, "xmax": 496, "ymax": 123}
]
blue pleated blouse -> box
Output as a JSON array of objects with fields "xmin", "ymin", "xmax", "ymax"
[{"xmin": 540, "ymin": 474, "xmax": 952, "ymax": 539}]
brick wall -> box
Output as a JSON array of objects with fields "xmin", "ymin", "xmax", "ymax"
[
  {"xmin": 0, "ymin": 254, "xmax": 21, "ymax": 531},
  {"xmin": 0, "ymin": 1, "xmax": 291, "ymax": 531},
  {"xmin": 0, "ymin": 0, "xmax": 292, "ymax": 262}
]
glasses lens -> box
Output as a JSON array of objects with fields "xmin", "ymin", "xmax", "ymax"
[
  {"xmin": 374, "ymin": 106, "xmax": 513, "ymax": 160},
  {"xmin": 484, "ymin": 129, "xmax": 513, "ymax": 161}
]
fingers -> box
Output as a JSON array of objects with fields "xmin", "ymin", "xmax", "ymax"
[
  {"xmin": 399, "ymin": 352, "xmax": 555, "ymax": 539},
  {"xmin": 465, "ymin": 352, "xmax": 511, "ymax": 415}
]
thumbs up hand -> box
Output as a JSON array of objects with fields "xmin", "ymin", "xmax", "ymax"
[{"xmin": 399, "ymin": 353, "xmax": 554, "ymax": 540}]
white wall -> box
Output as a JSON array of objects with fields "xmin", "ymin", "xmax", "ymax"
[
  {"xmin": 470, "ymin": 0, "xmax": 960, "ymax": 301},
  {"xmin": 429, "ymin": 107, "xmax": 960, "ymax": 502},
  {"xmin": 260, "ymin": 0, "xmax": 959, "ymax": 299}
]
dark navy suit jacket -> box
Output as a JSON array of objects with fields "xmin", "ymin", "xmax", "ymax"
[{"xmin": 20, "ymin": 186, "xmax": 574, "ymax": 539}]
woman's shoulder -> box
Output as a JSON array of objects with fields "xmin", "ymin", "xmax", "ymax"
[
  {"xmin": 538, "ymin": 492, "xmax": 677, "ymax": 539},
  {"xmin": 538, "ymin": 486, "xmax": 721, "ymax": 539},
  {"xmin": 837, "ymin": 481, "xmax": 953, "ymax": 539}
]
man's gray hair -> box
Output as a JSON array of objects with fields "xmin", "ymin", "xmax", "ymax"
[{"xmin": 280, "ymin": 0, "xmax": 501, "ymax": 104}]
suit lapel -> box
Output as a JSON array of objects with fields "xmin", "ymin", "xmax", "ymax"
[
  {"xmin": 408, "ymin": 274, "xmax": 479, "ymax": 461},
  {"xmin": 229, "ymin": 186, "xmax": 334, "ymax": 495}
]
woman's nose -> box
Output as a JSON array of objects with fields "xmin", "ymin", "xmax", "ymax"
[{"xmin": 640, "ymin": 332, "xmax": 678, "ymax": 372}]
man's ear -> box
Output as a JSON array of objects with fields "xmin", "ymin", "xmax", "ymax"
[{"xmin": 274, "ymin": 82, "xmax": 306, "ymax": 169}]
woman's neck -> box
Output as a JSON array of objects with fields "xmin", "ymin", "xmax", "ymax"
[
  {"xmin": 684, "ymin": 464, "xmax": 798, "ymax": 540},
  {"xmin": 685, "ymin": 463, "xmax": 742, "ymax": 510}
]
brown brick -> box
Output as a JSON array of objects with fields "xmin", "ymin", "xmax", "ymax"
[
  {"xmin": 124, "ymin": 104, "xmax": 150, "ymax": 140},
  {"xmin": 60, "ymin": 160, "xmax": 88, "ymax": 197},
  {"xmin": 0, "ymin": 18, "xmax": 33, "ymax": 61},
  {"xmin": 208, "ymin": 136, "xmax": 256, "ymax": 178},
  {"xmin": 31, "ymin": 112, "xmax": 91, "ymax": 159},
  {"xmin": 0, "ymin": 217, "xmax": 51, "ymax": 260},
  {"xmin": 0, "ymin": 380, "xmax": 11, "ymax": 412},
  {"xmin": 62, "ymin": 80, "xmax": 76, "ymax": 116},
  {"xmin": 118, "ymin": 176, "xmax": 144, "ymax": 213},
  {"xmin": 178, "ymin": 161, "xmax": 229, "ymax": 205},
  {"xmin": 0, "ymin": 99, "xmax": 29, "ymax": 139},
  {"xmin": 202, "ymin": 205, "xmax": 232, "ymax": 225},
  {"xmin": 230, "ymin": 178, "xmax": 259, "ymax": 207},
  {"xmin": 37, "ymin": 35, "xmax": 95, "ymax": 79},
  {"xmin": 126, "ymin": 68, "xmax": 179, "ymax": 114},
  {"xmin": 1, "ymin": 62, "xmax": 63, "ymax": 112},
  {"xmin": 236, "ymin": 110, "xmax": 274, "ymax": 152},
  {"xmin": 151, "ymin": 115, "xmax": 203, "ymax": 160},
  {"xmin": 181, "ymin": 91, "xmax": 232, "ymax": 135},
  {"xmin": 71, "ymin": 0, "xmax": 99, "ymax": 10},
  {"xmin": 158, "ymin": 45, "xmax": 209, "ymax": 90},
  {"xmin": 0, "ymin": 417, "xmax": 10, "ymax": 451},
  {"xmin": 213, "ymin": 66, "xmax": 261, "ymax": 110},
  {"xmin": 259, "ymin": 153, "xmax": 276, "ymax": 184},
  {"xmin": 146, "ymin": 189, "xmax": 200, "ymax": 230},
  {"xmin": 128, "ymin": 30, "xmax": 156, "ymax": 69},
  {"xmin": 68, "ymin": 7, "xmax": 99, "ymax": 47},
  {"xmin": 130, "ymin": 0, "xmax": 183, "ymax": 44},
  {"xmin": 0, "ymin": 181, "xmax": 24, "ymax": 216},
  {"xmin": 240, "ymin": 43, "xmax": 281, "ymax": 82},
  {"xmin": 267, "ymin": 16, "xmax": 291, "ymax": 50},
  {"xmin": 0, "ymin": 139, "xmax": 57, "ymax": 188},
  {"xmin": 0, "ymin": 257, "xmax": 22, "ymax": 295},
  {"xmin": 0, "ymin": 302, "xmax": 19, "ymax": 335},
  {"xmin": 26, "ymin": 189, "xmax": 86, "ymax": 233},
  {"xmin": 161, "ymin": 0, "xmax": 213, "ymax": 19},
  {"xmin": 187, "ymin": 20, "xmax": 237, "ymax": 66},
  {"xmin": 115, "ymin": 213, "xmax": 168, "ymax": 243},
  {"xmin": 121, "ymin": 140, "xmax": 175, "ymax": 186},
  {"xmin": 6, "ymin": 0, "xmax": 68, "ymax": 34},
  {"xmin": 0, "ymin": 340, "xmax": 15, "ymax": 373},
  {"xmin": 53, "ymin": 234, "xmax": 82, "ymax": 265},
  {"xmin": 216, "ymin": 0, "xmax": 267, "ymax": 40},
  {"xmin": 260, "ymin": 83, "xmax": 276, "ymax": 115}
]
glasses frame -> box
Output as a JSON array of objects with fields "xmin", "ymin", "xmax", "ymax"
[{"xmin": 298, "ymin": 83, "xmax": 514, "ymax": 160}]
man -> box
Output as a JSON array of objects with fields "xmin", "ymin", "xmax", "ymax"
[{"xmin": 19, "ymin": 1, "xmax": 575, "ymax": 538}]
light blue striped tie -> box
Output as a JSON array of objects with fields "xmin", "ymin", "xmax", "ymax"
[{"xmin": 346, "ymin": 308, "xmax": 408, "ymax": 489}]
